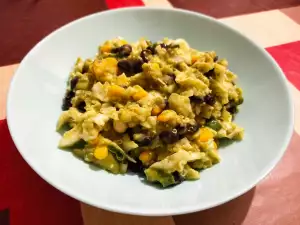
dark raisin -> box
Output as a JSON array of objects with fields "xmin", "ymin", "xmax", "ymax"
[
  {"xmin": 117, "ymin": 59, "xmax": 143, "ymax": 76},
  {"xmin": 204, "ymin": 69, "xmax": 215, "ymax": 78},
  {"xmin": 172, "ymin": 171, "xmax": 184, "ymax": 184},
  {"xmin": 189, "ymin": 96, "xmax": 204, "ymax": 103},
  {"xmin": 62, "ymin": 90, "xmax": 75, "ymax": 110},
  {"xmin": 213, "ymin": 56, "xmax": 219, "ymax": 62},
  {"xmin": 159, "ymin": 129, "xmax": 179, "ymax": 144},
  {"xmin": 76, "ymin": 101, "xmax": 86, "ymax": 113},
  {"xmin": 204, "ymin": 94, "xmax": 216, "ymax": 106},
  {"xmin": 140, "ymin": 49, "xmax": 152, "ymax": 62},
  {"xmin": 70, "ymin": 76, "xmax": 79, "ymax": 90}
]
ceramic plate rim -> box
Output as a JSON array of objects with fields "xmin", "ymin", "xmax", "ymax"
[{"xmin": 6, "ymin": 7, "xmax": 294, "ymax": 216}]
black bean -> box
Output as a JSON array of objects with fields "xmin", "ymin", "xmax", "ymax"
[
  {"xmin": 167, "ymin": 44, "xmax": 180, "ymax": 49},
  {"xmin": 132, "ymin": 59, "xmax": 143, "ymax": 73},
  {"xmin": 225, "ymin": 100, "xmax": 240, "ymax": 114},
  {"xmin": 159, "ymin": 43, "xmax": 180, "ymax": 50},
  {"xmin": 204, "ymin": 94, "xmax": 216, "ymax": 106},
  {"xmin": 177, "ymin": 126, "xmax": 187, "ymax": 136},
  {"xmin": 227, "ymin": 105, "xmax": 238, "ymax": 114},
  {"xmin": 187, "ymin": 124, "xmax": 199, "ymax": 133},
  {"xmin": 127, "ymin": 128, "xmax": 134, "ymax": 140},
  {"xmin": 62, "ymin": 90, "xmax": 75, "ymax": 110},
  {"xmin": 128, "ymin": 159, "xmax": 145, "ymax": 175},
  {"xmin": 119, "ymin": 44, "xmax": 132, "ymax": 57},
  {"xmin": 177, "ymin": 124, "xmax": 199, "ymax": 136},
  {"xmin": 140, "ymin": 49, "xmax": 152, "ymax": 62},
  {"xmin": 189, "ymin": 96, "xmax": 204, "ymax": 103},
  {"xmin": 237, "ymin": 97, "xmax": 244, "ymax": 105},
  {"xmin": 159, "ymin": 129, "xmax": 179, "ymax": 144},
  {"xmin": 111, "ymin": 44, "xmax": 132, "ymax": 58},
  {"xmin": 136, "ymin": 136, "xmax": 152, "ymax": 146},
  {"xmin": 76, "ymin": 101, "xmax": 86, "ymax": 113},
  {"xmin": 70, "ymin": 76, "xmax": 79, "ymax": 90},
  {"xmin": 160, "ymin": 43, "xmax": 167, "ymax": 49},
  {"xmin": 172, "ymin": 171, "xmax": 184, "ymax": 184},
  {"xmin": 146, "ymin": 43, "xmax": 158, "ymax": 54},
  {"xmin": 117, "ymin": 59, "xmax": 143, "ymax": 76},
  {"xmin": 213, "ymin": 56, "xmax": 219, "ymax": 62},
  {"xmin": 204, "ymin": 69, "xmax": 215, "ymax": 78}
]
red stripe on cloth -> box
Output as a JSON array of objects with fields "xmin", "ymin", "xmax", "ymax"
[
  {"xmin": 105, "ymin": 0, "xmax": 144, "ymax": 9},
  {"xmin": 267, "ymin": 41, "xmax": 300, "ymax": 91},
  {"xmin": 0, "ymin": 120, "xmax": 83, "ymax": 225}
]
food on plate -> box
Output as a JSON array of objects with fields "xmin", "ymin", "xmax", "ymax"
[{"xmin": 56, "ymin": 37, "xmax": 244, "ymax": 187}]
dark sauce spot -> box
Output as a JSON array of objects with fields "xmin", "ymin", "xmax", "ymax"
[
  {"xmin": 213, "ymin": 56, "xmax": 219, "ymax": 62},
  {"xmin": 62, "ymin": 90, "xmax": 75, "ymax": 111}
]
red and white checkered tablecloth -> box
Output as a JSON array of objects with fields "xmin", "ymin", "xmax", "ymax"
[{"xmin": 1, "ymin": 1, "xmax": 299, "ymax": 225}]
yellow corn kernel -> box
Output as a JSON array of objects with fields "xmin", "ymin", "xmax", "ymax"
[
  {"xmin": 132, "ymin": 88, "xmax": 148, "ymax": 101},
  {"xmin": 139, "ymin": 151, "xmax": 154, "ymax": 165},
  {"xmin": 116, "ymin": 74, "xmax": 130, "ymax": 87},
  {"xmin": 92, "ymin": 58, "xmax": 118, "ymax": 81},
  {"xmin": 89, "ymin": 137, "xmax": 100, "ymax": 146},
  {"xmin": 94, "ymin": 146, "xmax": 108, "ymax": 160},
  {"xmin": 157, "ymin": 110, "xmax": 177, "ymax": 122},
  {"xmin": 151, "ymin": 63, "xmax": 160, "ymax": 70},
  {"xmin": 199, "ymin": 128, "xmax": 214, "ymax": 142},
  {"xmin": 191, "ymin": 55, "xmax": 199, "ymax": 64},
  {"xmin": 108, "ymin": 85, "xmax": 126, "ymax": 98},
  {"xmin": 100, "ymin": 43, "xmax": 112, "ymax": 53},
  {"xmin": 151, "ymin": 105, "xmax": 163, "ymax": 116},
  {"xmin": 119, "ymin": 39, "xmax": 128, "ymax": 45}
]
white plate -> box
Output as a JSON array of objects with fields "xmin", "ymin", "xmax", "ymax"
[{"xmin": 7, "ymin": 7, "xmax": 293, "ymax": 216}]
